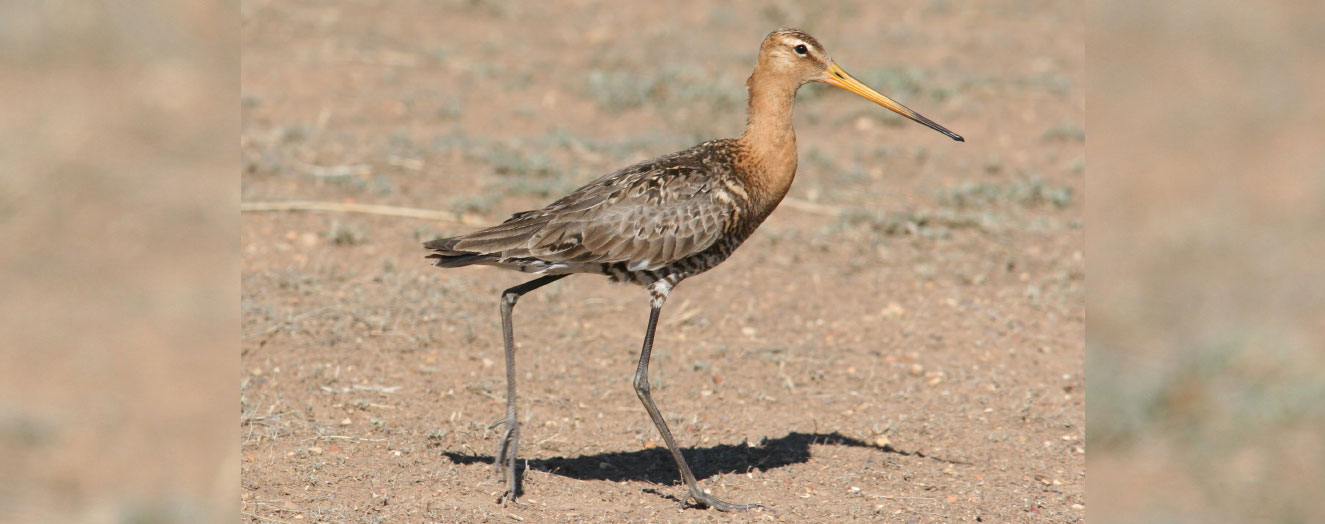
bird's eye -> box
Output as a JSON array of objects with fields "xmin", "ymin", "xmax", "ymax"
[{"xmin": 793, "ymin": 44, "xmax": 808, "ymax": 56}]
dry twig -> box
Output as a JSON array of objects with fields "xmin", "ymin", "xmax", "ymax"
[{"xmin": 241, "ymin": 200, "xmax": 482, "ymax": 224}]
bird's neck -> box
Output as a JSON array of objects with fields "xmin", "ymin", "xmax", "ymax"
[{"xmin": 737, "ymin": 70, "xmax": 800, "ymax": 208}]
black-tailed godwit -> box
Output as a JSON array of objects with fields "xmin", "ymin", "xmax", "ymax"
[{"xmin": 426, "ymin": 28, "xmax": 962, "ymax": 511}]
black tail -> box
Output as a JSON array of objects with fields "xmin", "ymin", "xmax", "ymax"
[{"xmin": 423, "ymin": 237, "xmax": 496, "ymax": 268}]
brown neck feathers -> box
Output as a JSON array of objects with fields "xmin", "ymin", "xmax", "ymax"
[{"xmin": 737, "ymin": 68, "xmax": 800, "ymax": 208}]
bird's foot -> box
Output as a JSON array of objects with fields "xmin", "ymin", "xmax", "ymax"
[
  {"xmin": 488, "ymin": 414, "xmax": 520, "ymax": 489},
  {"xmin": 496, "ymin": 488, "xmax": 526, "ymax": 506},
  {"xmin": 682, "ymin": 487, "xmax": 759, "ymax": 512}
]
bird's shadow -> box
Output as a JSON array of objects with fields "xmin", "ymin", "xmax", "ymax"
[{"xmin": 441, "ymin": 431, "xmax": 962, "ymax": 487}]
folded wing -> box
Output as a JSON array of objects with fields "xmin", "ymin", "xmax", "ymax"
[{"xmin": 427, "ymin": 141, "xmax": 742, "ymax": 273}]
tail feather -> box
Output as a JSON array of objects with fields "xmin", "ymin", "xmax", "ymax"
[
  {"xmin": 425, "ymin": 211, "xmax": 557, "ymax": 269},
  {"xmin": 427, "ymin": 252, "xmax": 496, "ymax": 268},
  {"xmin": 421, "ymin": 237, "xmax": 460, "ymax": 251},
  {"xmin": 452, "ymin": 222, "xmax": 544, "ymax": 253},
  {"xmin": 423, "ymin": 236, "xmax": 496, "ymax": 268}
]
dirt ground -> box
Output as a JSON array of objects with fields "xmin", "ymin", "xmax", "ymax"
[{"xmin": 241, "ymin": 1, "xmax": 1083, "ymax": 522}]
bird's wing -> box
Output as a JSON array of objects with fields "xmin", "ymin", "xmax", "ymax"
[{"xmin": 452, "ymin": 144, "xmax": 741, "ymax": 271}]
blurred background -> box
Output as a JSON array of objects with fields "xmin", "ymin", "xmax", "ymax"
[
  {"xmin": 0, "ymin": 1, "xmax": 235, "ymax": 523},
  {"xmin": 1088, "ymin": 0, "xmax": 1325, "ymax": 522}
]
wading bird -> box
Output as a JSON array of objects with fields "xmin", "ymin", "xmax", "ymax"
[{"xmin": 425, "ymin": 28, "xmax": 962, "ymax": 511}]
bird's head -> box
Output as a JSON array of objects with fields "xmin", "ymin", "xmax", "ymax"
[{"xmin": 758, "ymin": 28, "xmax": 963, "ymax": 142}]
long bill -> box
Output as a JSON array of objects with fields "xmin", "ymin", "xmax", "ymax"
[{"xmin": 822, "ymin": 62, "xmax": 964, "ymax": 142}]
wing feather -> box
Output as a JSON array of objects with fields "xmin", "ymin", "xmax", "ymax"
[{"xmin": 428, "ymin": 140, "xmax": 746, "ymax": 272}]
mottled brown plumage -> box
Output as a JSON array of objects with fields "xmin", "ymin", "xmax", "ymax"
[
  {"xmin": 424, "ymin": 28, "xmax": 961, "ymax": 511},
  {"xmin": 426, "ymin": 139, "xmax": 752, "ymax": 288}
]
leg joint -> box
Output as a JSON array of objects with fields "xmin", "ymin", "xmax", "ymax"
[
  {"xmin": 500, "ymin": 289, "xmax": 521, "ymax": 307},
  {"xmin": 501, "ymin": 275, "xmax": 567, "ymax": 309},
  {"xmin": 632, "ymin": 370, "xmax": 651, "ymax": 395}
]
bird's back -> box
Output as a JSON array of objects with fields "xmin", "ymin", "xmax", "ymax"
[{"xmin": 425, "ymin": 139, "xmax": 768, "ymax": 287}]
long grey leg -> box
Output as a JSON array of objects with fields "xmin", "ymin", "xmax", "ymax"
[
  {"xmin": 632, "ymin": 285, "xmax": 758, "ymax": 511},
  {"xmin": 490, "ymin": 274, "xmax": 567, "ymax": 503}
]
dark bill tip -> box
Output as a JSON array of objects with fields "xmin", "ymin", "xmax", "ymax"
[{"xmin": 913, "ymin": 112, "xmax": 963, "ymax": 142}]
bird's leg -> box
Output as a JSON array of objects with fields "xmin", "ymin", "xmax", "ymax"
[
  {"xmin": 490, "ymin": 274, "xmax": 567, "ymax": 504},
  {"xmin": 632, "ymin": 286, "xmax": 759, "ymax": 512}
]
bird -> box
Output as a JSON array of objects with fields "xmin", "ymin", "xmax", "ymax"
[{"xmin": 425, "ymin": 28, "xmax": 962, "ymax": 511}]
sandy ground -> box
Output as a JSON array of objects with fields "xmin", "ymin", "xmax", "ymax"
[{"xmin": 239, "ymin": 1, "xmax": 1083, "ymax": 522}]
